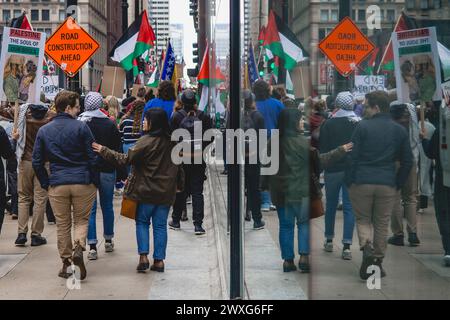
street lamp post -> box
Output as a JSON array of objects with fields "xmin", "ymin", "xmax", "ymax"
[{"xmin": 334, "ymin": 0, "xmax": 351, "ymax": 95}]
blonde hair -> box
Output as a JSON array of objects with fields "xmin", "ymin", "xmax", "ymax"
[
  {"xmin": 4, "ymin": 55, "xmax": 24, "ymax": 80},
  {"xmin": 105, "ymin": 95, "xmax": 120, "ymax": 120}
]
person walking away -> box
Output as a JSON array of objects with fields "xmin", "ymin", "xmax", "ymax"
[
  {"xmin": 319, "ymin": 92, "xmax": 360, "ymax": 259},
  {"xmin": 253, "ymin": 79, "xmax": 284, "ymax": 212},
  {"xmin": 388, "ymin": 101, "xmax": 421, "ymax": 246},
  {"xmin": 270, "ymin": 105, "xmax": 310, "ymax": 272},
  {"xmin": 32, "ymin": 90, "xmax": 98, "ymax": 280},
  {"xmin": 0, "ymin": 125, "xmax": 14, "ymax": 235},
  {"xmin": 119, "ymin": 88, "xmax": 146, "ymax": 172},
  {"xmin": 348, "ymin": 91, "xmax": 413, "ymax": 280},
  {"xmin": 169, "ymin": 89, "xmax": 212, "ymax": 235},
  {"xmin": 92, "ymin": 108, "xmax": 184, "ymax": 272},
  {"xmin": 422, "ymin": 123, "xmax": 450, "ymax": 267},
  {"xmin": 78, "ymin": 92, "xmax": 122, "ymax": 260},
  {"xmin": 13, "ymin": 103, "xmax": 55, "ymax": 246},
  {"xmin": 143, "ymin": 80, "xmax": 176, "ymax": 120},
  {"xmin": 418, "ymin": 113, "xmax": 435, "ymax": 213},
  {"xmin": 242, "ymin": 90, "xmax": 266, "ymax": 229}
]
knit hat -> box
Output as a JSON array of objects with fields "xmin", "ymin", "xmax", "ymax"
[
  {"xmin": 181, "ymin": 89, "xmax": 196, "ymax": 106},
  {"xmin": 84, "ymin": 92, "xmax": 103, "ymax": 111},
  {"xmin": 335, "ymin": 91, "xmax": 355, "ymax": 111}
]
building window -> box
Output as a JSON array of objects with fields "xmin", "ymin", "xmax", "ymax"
[
  {"xmin": 2, "ymin": 10, "xmax": 11, "ymax": 23},
  {"xmin": 331, "ymin": 10, "xmax": 338, "ymax": 22},
  {"xmin": 358, "ymin": 10, "xmax": 366, "ymax": 21},
  {"xmin": 31, "ymin": 10, "xmax": 39, "ymax": 21},
  {"xmin": 42, "ymin": 10, "xmax": 50, "ymax": 21},
  {"xmin": 386, "ymin": 9, "xmax": 395, "ymax": 22},
  {"xmin": 406, "ymin": 0, "xmax": 416, "ymax": 9},
  {"xmin": 59, "ymin": 10, "xmax": 65, "ymax": 21},
  {"xmin": 320, "ymin": 10, "xmax": 329, "ymax": 22}
]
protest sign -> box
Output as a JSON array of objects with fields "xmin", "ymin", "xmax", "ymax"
[
  {"xmin": 319, "ymin": 17, "xmax": 375, "ymax": 77},
  {"xmin": 45, "ymin": 17, "xmax": 99, "ymax": 77},
  {"xmin": 392, "ymin": 27, "xmax": 442, "ymax": 103},
  {"xmin": 440, "ymin": 80, "xmax": 450, "ymax": 187},
  {"xmin": 101, "ymin": 66, "xmax": 126, "ymax": 98},
  {"xmin": 354, "ymin": 75, "xmax": 386, "ymax": 96},
  {"xmin": 41, "ymin": 75, "xmax": 60, "ymax": 101},
  {"xmin": 0, "ymin": 27, "xmax": 46, "ymax": 104}
]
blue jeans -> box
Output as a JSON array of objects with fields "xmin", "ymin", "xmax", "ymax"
[
  {"xmin": 277, "ymin": 200, "xmax": 310, "ymax": 260},
  {"xmin": 324, "ymin": 171, "xmax": 355, "ymax": 245},
  {"xmin": 136, "ymin": 203, "xmax": 170, "ymax": 259},
  {"xmin": 123, "ymin": 142, "xmax": 136, "ymax": 174},
  {"xmin": 87, "ymin": 172, "xmax": 116, "ymax": 245},
  {"xmin": 261, "ymin": 191, "xmax": 272, "ymax": 209}
]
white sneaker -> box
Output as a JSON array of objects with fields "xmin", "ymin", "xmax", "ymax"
[
  {"xmin": 269, "ymin": 204, "xmax": 277, "ymax": 211},
  {"xmin": 444, "ymin": 255, "xmax": 450, "ymax": 267},
  {"xmin": 324, "ymin": 240, "xmax": 333, "ymax": 252},
  {"xmin": 105, "ymin": 241, "xmax": 114, "ymax": 253},
  {"xmin": 88, "ymin": 249, "xmax": 98, "ymax": 260},
  {"xmin": 342, "ymin": 249, "xmax": 352, "ymax": 260}
]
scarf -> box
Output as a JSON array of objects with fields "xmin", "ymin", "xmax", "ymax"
[
  {"xmin": 16, "ymin": 103, "xmax": 31, "ymax": 163},
  {"xmin": 78, "ymin": 109, "xmax": 108, "ymax": 122},
  {"xmin": 333, "ymin": 109, "xmax": 361, "ymax": 121}
]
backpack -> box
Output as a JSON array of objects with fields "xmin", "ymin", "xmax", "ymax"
[
  {"xmin": 242, "ymin": 110, "xmax": 258, "ymax": 160},
  {"xmin": 178, "ymin": 109, "xmax": 204, "ymax": 161}
]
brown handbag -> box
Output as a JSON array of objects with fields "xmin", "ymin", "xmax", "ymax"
[
  {"xmin": 120, "ymin": 197, "xmax": 138, "ymax": 220},
  {"xmin": 310, "ymin": 197, "xmax": 324, "ymax": 219}
]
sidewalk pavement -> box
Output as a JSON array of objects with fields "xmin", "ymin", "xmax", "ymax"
[{"xmin": 0, "ymin": 188, "xmax": 222, "ymax": 300}]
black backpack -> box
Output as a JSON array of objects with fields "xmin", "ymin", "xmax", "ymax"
[
  {"xmin": 242, "ymin": 110, "xmax": 258, "ymax": 160},
  {"xmin": 178, "ymin": 109, "xmax": 204, "ymax": 161}
]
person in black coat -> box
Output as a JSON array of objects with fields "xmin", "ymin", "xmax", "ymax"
[
  {"xmin": 78, "ymin": 92, "xmax": 122, "ymax": 260},
  {"xmin": 0, "ymin": 125, "xmax": 15, "ymax": 235}
]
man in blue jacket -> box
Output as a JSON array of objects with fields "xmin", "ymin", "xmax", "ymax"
[
  {"xmin": 348, "ymin": 91, "xmax": 413, "ymax": 280},
  {"xmin": 32, "ymin": 90, "xmax": 98, "ymax": 281}
]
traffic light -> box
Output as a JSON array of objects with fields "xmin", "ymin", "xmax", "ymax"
[
  {"xmin": 267, "ymin": 58, "xmax": 274, "ymax": 74},
  {"xmin": 193, "ymin": 43, "xmax": 199, "ymax": 64},
  {"xmin": 258, "ymin": 59, "xmax": 264, "ymax": 77},
  {"xmin": 189, "ymin": 0, "xmax": 198, "ymax": 16}
]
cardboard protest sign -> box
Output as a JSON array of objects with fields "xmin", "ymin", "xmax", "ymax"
[
  {"xmin": 101, "ymin": 66, "xmax": 126, "ymax": 98},
  {"xmin": 0, "ymin": 27, "xmax": 46, "ymax": 104},
  {"xmin": 45, "ymin": 17, "xmax": 100, "ymax": 77},
  {"xmin": 440, "ymin": 80, "xmax": 450, "ymax": 187},
  {"xmin": 41, "ymin": 75, "xmax": 60, "ymax": 101},
  {"xmin": 318, "ymin": 17, "xmax": 375, "ymax": 77},
  {"xmin": 354, "ymin": 76, "xmax": 386, "ymax": 96},
  {"xmin": 392, "ymin": 27, "xmax": 442, "ymax": 103},
  {"xmin": 290, "ymin": 66, "xmax": 311, "ymax": 99}
]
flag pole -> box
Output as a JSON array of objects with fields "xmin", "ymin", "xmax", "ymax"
[{"xmin": 376, "ymin": 12, "xmax": 404, "ymax": 74}]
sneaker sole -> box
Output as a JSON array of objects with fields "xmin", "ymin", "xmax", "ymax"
[
  {"xmin": 195, "ymin": 231, "xmax": 206, "ymax": 235},
  {"xmin": 88, "ymin": 256, "xmax": 98, "ymax": 261},
  {"xmin": 31, "ymin": 242, "xmax": 47, "ymax": 247},
  {"xmin": 253, "ymin": 226, "xmax": 265, "ymax": 230},
  {"xmin": 408, "ymin": 242, "xmax": 420, "ymax": 247},
  {"xmin": 169, "ymin": 226, "xmax": 181, "ymax": 231}
]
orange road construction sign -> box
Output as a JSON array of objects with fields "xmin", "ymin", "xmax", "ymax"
[
  {"xmin": 318, "ymin": 17, "xmax": 375, "ymax": 77},
  {"xmin": 45, "ymin": 17, "xmax": 100, "ymax": 77}
]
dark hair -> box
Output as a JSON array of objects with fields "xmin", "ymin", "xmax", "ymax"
[
  {"xmin": 253, "ymin": 79, "xmax": 270, "ymax": 101},
  {"xmin": 365, "ymin": 91, "xmax": 390, "ymax": 113},
  {"xmin": 278, "ymin": 107, "xmax": 302, "ymax": 137},
  {"xmin": 55, "ymin": 90, "xmax": 80, "ymax": 113},
  {"xmin": 158, "ymin": 80, "xmax": 176, "ymax": 101},
  {"xmin": 137, "ymin": 87, "xmax": 146, "ymax": 99},
  {"xmin": 145, "ymin": 89, "xmax": 155, "ymax": 103},
  {"xmin": 273, "ymin": 87, "xmax": 286, "ymax": 101},
  {"xmin": 144, "ymin": 107, "xmax": 170, "ymax": 137},
  {"xmin": 390, "ymin": 103, "xmax": 409, "ymax": 120}
]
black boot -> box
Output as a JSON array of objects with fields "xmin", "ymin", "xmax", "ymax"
[{"xmin": 15, "ymin": 233, "xmax": 27, "ymax": 246}]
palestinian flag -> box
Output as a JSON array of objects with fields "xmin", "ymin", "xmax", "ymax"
[
  {"xmin": 377, "ymin": 12, "xmax": 417, "ymax": 73},
  {"xmin": 438, "ymin": 42, "xmax": 450, "ymax": 81},
  {"xmin": 258, "ymin": 26, "xmax": 266, "ymax": 45},
  {"xmin": 10, "ymin": 12, "xmax": 32, "ymax": 30},
  {"xmin": 363, "ymin": 47, "xmax": 380, "ymax": 75},
  {"xmin": 146, "ymin": 65, "xmax": 160, "ymax": 88},
  {"xmin": 197, "ymin": 44, "xmax": 225, "ymax": 87},
  {"xmin": 263, "ymin": 10, "xmax": 308, "ymax": 70},
  {"xmin": 286, "ymin": 71, "xmax": 295, "ymax": 99},
  {"xmin": 110, "ymin": 10, "xmax": 156, "ymax": 75}
]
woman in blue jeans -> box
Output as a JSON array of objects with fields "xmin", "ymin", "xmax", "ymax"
[
  {"xmin": 269, "ymin": 104, "xmax": 311, "ymax": 272},
  {"xmin": 93, "ymin": 107, "xmax": 184, "ymax": 273}
]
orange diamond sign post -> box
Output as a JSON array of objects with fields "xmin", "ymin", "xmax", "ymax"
[
  {"xmin": 45, "ymin": 17, "xmax": 100, "ymax": 78},
  {"xmin": 319, "ymin": 17, "xmax": 375, "ymax": 77}
]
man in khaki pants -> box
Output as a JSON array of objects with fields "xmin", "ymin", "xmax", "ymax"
[
  {"xmin": 13, "ymin": 104, "xmax": 54, "ymax": 247},
  {"xmin": 347, "ymin": 91, "xmax": 413, "ymax": 280},
  {"xmin": 32, "ymin": 91, "xmax": 98, "ymax": 280}
]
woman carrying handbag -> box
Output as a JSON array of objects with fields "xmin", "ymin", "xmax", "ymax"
[{"xmin": 92, "ymin": 108, "xmax": 184, "ymax": 273}]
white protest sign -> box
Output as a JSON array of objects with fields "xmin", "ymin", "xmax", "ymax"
[
  {"xmin": 0, "ymin": 27, "xmax": 46, "ymax": 104},
  {"xmin": 354, "ymin": 75, "xmax": 385, "ymax": 96},
  {"xmin": 441, "ymin": 80, "xmax": 450, "ymax": 187},
  {"xmin": 392, "ymin": 27, "xmax": 442, "ymax": 103},
  {"xmin": 41, "ymin": 75, "xmax": 60, "ymax": 101}
]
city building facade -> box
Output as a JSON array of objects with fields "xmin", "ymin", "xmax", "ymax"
[
  {"xmin": 170, "ymin": 23, "xmax": 184, "ymax": 63},
  {"xmin": 148, "ymin": 0, "xmax": 170, "ymax": 56}
]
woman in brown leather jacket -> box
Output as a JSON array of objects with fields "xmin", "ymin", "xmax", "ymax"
[{"xmin": 93, "ymin": 108, "xmax": 184, "ymax": 273}]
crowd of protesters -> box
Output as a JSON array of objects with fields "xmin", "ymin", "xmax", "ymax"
[{"xmin": 0, "ymin": 76, "xmax": 449, "ymax": 283}]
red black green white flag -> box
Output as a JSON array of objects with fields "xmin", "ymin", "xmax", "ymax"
[
  {"xmin": 263, "ymin": 10, "xmax": 308, "ymax": 71},
  {"xmin": 110, "ymin": 10, "xmax": 156, "ymax": 76}
]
